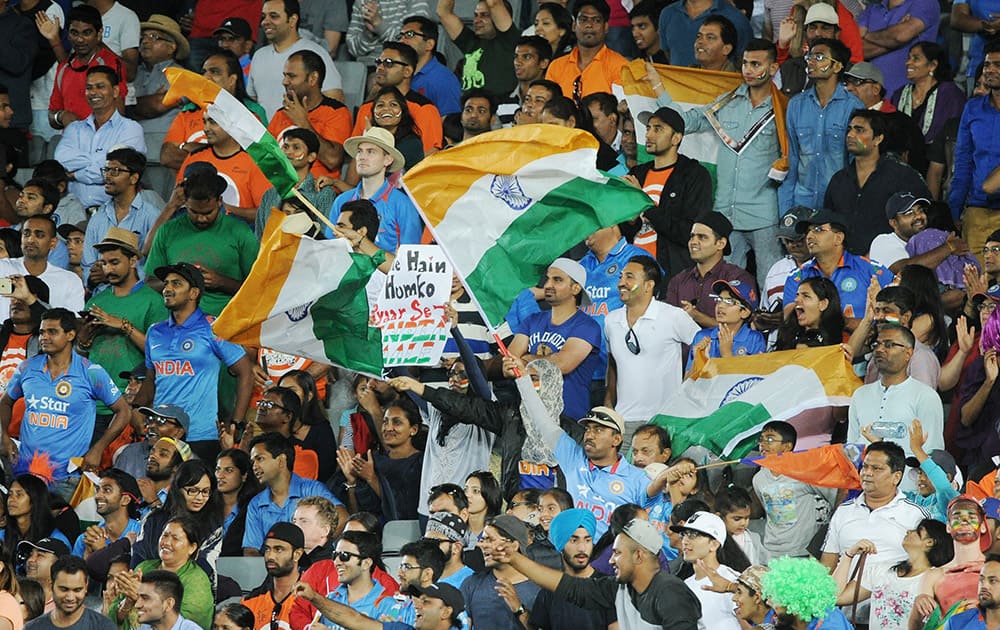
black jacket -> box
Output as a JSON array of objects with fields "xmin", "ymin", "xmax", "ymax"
[{"xmin": 628, "ymin": 154, "xmax": 713, "ymax": 283}]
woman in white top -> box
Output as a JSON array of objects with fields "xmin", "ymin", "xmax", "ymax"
[
  {"xmin": 833, "ymin": 518, "xmax": 953, "ymax": 630},
  {"xmin": 671, "ymin": 511, "xmax": 751, "ymax": 630}
]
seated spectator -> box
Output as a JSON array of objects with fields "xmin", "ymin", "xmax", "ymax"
[
  {"xmin": 346, "ymin": 0, "xmax": 431, "ymax": 66},
  {"xmin": 531, "ymin": 3, "xmax": 574, "ymax": 59},
  {"xmin": 71, "ymin": 468, "xmax": 142, "ymax": 559},
  {"xmin": 114, "ymin": 404, "xmax": 187, "ymax": 485},
  {"xmin": 315, "ymin": 530, "xmax": 397, "ymax": 624},
  {"xmin": 37, "ymin": 556, "xmax": 115, "ymax": 630},
  {"xmin": 136, "ymin": 436, "xmax": 191, "ymax": 517},
  {"xmin": 110, "ymin": 516, "xmax": 214, "ymax": 630},
  {"xmin": 368, "ymin": 86, "xmax": 425, "ymax": 170},
  {"xmin": 10, "ymin": 178, "xmax": 70, "ymax": 271},
  {"xmin": 590, "ymin": 502, "xmax": 670, "ymax": 572},
  {"xmin": 544, "ymin": 0, "xmax": 628, "ymax": 99},
  {"xmin": 17, "ymin": 537, "xmax": 69, "ymax": 613},
  {"xmin": 844, "ymin": 61, "xmax": 896, "ymax": 111},
  {"xmin": 857, "ymin": 0, "xmax": 939, "ymax": 96},
  {"xmin": 761, "ymin": 557, "xmax": 853, "ymax": 629},
  {"xmin": 400, "ymin": 15, "xmax": 462, "ymax": 116},
  {"xmin": 891, "ymin": 42, "xmax": 966, "ymax": 146},
  {"xmin": 276, "ymin": 371, "xmax": 338, "ymax": 483},
  {"xmin": 438, "ymin": 0, "xmax": 519, "ymax": 98},
  {"xmin": 868, "ymin": 192, "xmax": 971, "ymax": 275},
  {"xmin": 226, "ymin": 386, "xmax": 322, "ymax": 480},
  {"xmin": 213, "ymin": 18, "xmax": 254, "ymax": 78},
  {"xmin": 580, "ymin": 92, "xmax": 618, "ymax": 148},
  {"xmin": 497, "ymin": 36, "xmax": 552, "ymax": 126},
  {"xmin": 130, "ymin": 15, "xmax": 188, "ymax": 156},
  {"xmin": 715, "ymin": 487, "xmax": 764, "ymax": 566},
  {"xmin": 465, "ymin": 472, "xmax": 503, "ymax": 541},
  {"xmin": 31, "ymin": 161, "xmax": 87, "ymax": 230},
  {"xmin": 956, "ymin": 300, "xmax": 1000, "ymax": 470},
  {"xmin": 0, "ymin": 217, "xmax": 84, "ymax": 314},
  {"xmin": 686, "ymin": 280, "xmax": 765, "ymax": 373},
  {"xmin": 132, "ymin": 570, "xmax": 201, "ymax": 630},
  {"xmin": 293, "ymin": 495, "xmax": 341, "ymax": 568},
  {"xmin": 216, "ymin": 448, "xmax": 261, "ymax": 558},
  {"xmin": 898, "ymin": 264, "xmax": 951, "ymax": 355},
  {"xmin": 53, "ymin": 66, "xmax": 146, "ymax": 210},
  {"xmin": 48, "ymin": 5, "xmax": 128, "ymax": 131},
  {"xmin": 630, "ymin": 0, "xmax": 667, "ymax": 63},
  {"xmin": 938, "ymin": 554, "xmax": 1000, "ymax": 630},
  {"xmin": 241, "ymin": 522, "xmax": 305, "ymax": 630},
  {"xmin": 459, "ymin": 89, "xmax": 496, "ymax": 143},
  {"xmin": 538, "ymin": 488, "xmax": 572, "ymax": 534},
  {"xmin": 518, "ymin": 78, "xmax": 562, "ymax": 124},
  {"xmin": 693, "ymin": 15, "xmax": 738, "ymax": 71},
  {"xmin": 538, "ymin": 97, "xmax": 620, "ymax": 172}
]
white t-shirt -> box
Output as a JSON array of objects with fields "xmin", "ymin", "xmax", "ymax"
[
  {"xmin": 685, "ymin": 565, "xmax": 741, "ymax": 630},
  {"xmin": 99, "ymin": 2, "xmax": 140, "ymax": 106},
  {"xmin": 0, "ymin": 258, "xmax": 85, "ymax": 314},
  {"xmin": 869, "ymin": 232, "xmax": 908, "ymax": 269},
  {"xmin": 605, "ymin": 300, "xmax": 699, "ymax": 425},
  {"xmin": 29, "ymin": 2, "xmax": 65, "ymax": 111},
  {"xmin": 860, "ymin": 561, "xmax": 925, "ymax": 630},
  {"xmin": 247, "ymin": 38, "xmax": 343, "ymax": 119}
]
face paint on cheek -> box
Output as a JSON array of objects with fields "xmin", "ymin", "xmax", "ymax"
[{"xmin": 882, "ymin": 314, "xmax": 901, "ymax": 325}]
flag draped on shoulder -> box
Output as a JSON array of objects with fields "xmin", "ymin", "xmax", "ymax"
[
  {"xmin": 402, "ymin": 125, "xmax": 654, "ymax": 327},
  {"xmin": 651, "ymin": 346, "xmax": 862, "ymax": 458},
  {"xmin": 163, "ymin": 67, "xmax": 298, "ymax": 198},
  {"xmin": 618, "ymin": 60, "xmax": 789, "ymax": 178},
  {"xmin": 212, "ymin": 213, "xmax": 385, "ymax": 374}
]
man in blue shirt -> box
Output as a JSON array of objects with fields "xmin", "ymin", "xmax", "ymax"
[
  {"xmin": 72, "ymin": 467, "xmax": 143, "ymax": 558},
  {"xmin": 658, "ymin": 0, "xmax": 752, "ymax": 68},
  {"xmin": 305, "ymin": 529, "xmax": 397, "ymax": 626},
  {"xmin": 142, "ymin": 262, "xmax": 253, "ymax": 462},
  {"xmin": 942, "ymin": 555, "xmax": 1000, "ymax": 629},
  {"xmin": 950, "ymin": 41, "xmax": 1000, "ymax": 262},
  {"xmin": 779, "ymin": 39, "xmax": 864, "ymax": 215},
  {"xmin": 0, "ymin": 307, "xmax": 131, "ymax": 500},
  {"xmin": 53, "ymin": 66, "xmax": 146, "ymax": 209},
  {"xmin": 243, "ymin": 432, "xmax": 346, "ymax": 554},
  {"xmin": 400, "ymin": 16, "xmax": 461, "ymax": 116}
]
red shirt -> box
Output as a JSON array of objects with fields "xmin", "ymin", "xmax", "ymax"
[
  {"xmin": 191, "ymin": 0, "xmax": 263, "ymax": 39},
  {"xmin": 49, "ymin": 45, "xmax": 129, "ymax": 120}
]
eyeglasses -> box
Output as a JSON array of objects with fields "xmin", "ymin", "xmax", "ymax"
[
  {"xmin": 807, "ymin": 224, "xmax": 833, "ymax": 234},
  {"xmin": 399, "ymin": 562, "xmax": 422, "ymax": 572},
  {"xmin": 430, "ymin": 485, "xmax": 464, "ymax": 499},
  {"xmin": 625, "ymin": 328, "xmax": 640, "ymax": 355},
  {"xmin": 845, "ymin": 77, "xmax": 876, "ymax": 86},
  {"xmin": 398, "ymin": 30, "xmax": 425, "ymax": 39},
  {"xmin": 870, "ymin": 339, "xmax": 910, "ymax": 350},
  {"xmin": 141, "ymin": 31, "xmax": 172, "ymax": 43},
  {"xmin": 709, "ymin": 293, "xmax": 741, "ymax": 308},
  {"xmin": 582, "ymin": 410, "xmax": 620, "ymax": 428},
  {"xmin": 804, "ymin": 52, "xmax": 830, "ymax": 62},
  {"xmin": 217, "ymin": 34, "xmax": 240, "ymax": 43},
  {"xmin": 335, "ymin": 550, "xmax": 363, "ymax": 562},
  {"xmin": 980, "ymin": 301, "xmax": 998, "ymax": 313},
  {"xmin": 100, "ymin": 167, "xmax": 133, "ymax": 177},
  {"xmin": 680, "ymin": 530, "xmax": 709, "ymax": 539},
  {"xmin": 896, "ymin": 206, "xmax": 924, "ymax": 217},
  {"xmin": 778, "ymin": 236, "xmax": 805, "ymax": 246},
  {"xmin": 146, "ymin": 415, "xmax": 181, "ymax": 427},
  {"xmin": 255, "ymin": 399, "xmax": 288, "ymax": 412},
  {"xmin": 373, "ymin": 57, "xmax": 410, "ymax": 68},
  {"xmin": 182, "ymin": 486, "xmax": 212, "ymax": 498},
  {"xmin": 983, "ymin": 246, "xmax": 1000, "ymax": 255}
]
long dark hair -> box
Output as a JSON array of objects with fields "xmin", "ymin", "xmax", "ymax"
[
  {"xmin": 910, "ymin": 41, "xmax": 953, "ymax": 82},
  {"xmin": 893, "ymin": 519, "xmax": 953, "ymax": 574},
  {"xmin": 536, "ymin": 2, "xmax": 574, "ymax": 56},
  {"xmin": 278, "ymin": 370, "xmax": 328, "ymax": 426},
  {"xmin": 466, "ymin": 471, "xmax": 502, "ymax": 518},
  {"xmin": 372, "ymin": 86, "xmax": 421, "ymax": 140},
  {"xmin": 899, "ymin": 264, "xmax": 949, "ymax": 353},
  {"xmin": 162, "ymin": 460, "xmax": 223, "ymax": 538},
  {"xmin": 675, "ymin": 532, "xmax": 751, "ymax": 580},
  {"xmin": 216, "ymin": 448, "xmax": 261, "ymax": 509},
  {"xmin": 4, "ymin": 475, "xmax": 57, "ymax": 559},
  {"xmin": 776, "ymin": 277, "xmax": 845, "ymax": 350}
]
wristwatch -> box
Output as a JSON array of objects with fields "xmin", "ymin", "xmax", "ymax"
[{"xmin": 514, "ymin": 605, "xmax": 526, "ymax": 616}]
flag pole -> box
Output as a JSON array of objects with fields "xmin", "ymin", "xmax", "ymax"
[
  {"xmin": 695, "ymin": 459, "xmax": 743, "ymax": 470},
  {"xmin": 291, "ymin": 188, "xmax": 338, "ymax": 232}
]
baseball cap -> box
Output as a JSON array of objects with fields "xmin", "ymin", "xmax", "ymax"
[
  {"xmin": 904, "ymin": 449, "xmax": 957, "ymax": 478},
  {"xmin": 426, "ymin": 512, "xmax": 468, "ymax": 542},
  {"xmin": 845, "ymin": 61, "xmax": 885, "ymax": 86},
  {"xmin": 154, "ymin": 262, "xmax": 205, "ymax": 293},
  {"xmin": 578, "ymin": 406, "xmax": 625, "ymax": 433},
  {"xmin": 805, "ymin": 2, "xmax": 839, "ymax": 25},
  {"xmin": 737, "ymin": 565, "xmax": 770, "ymax": 594},
  {"xmin": 884, "ymin": 192, "xmax": 930, "ymax": 221},
  {"xmin": 156, "ymin": 437, "xmax": 192, "ymax": 462},
  {"xmin": 795, "ymin": 208, "xmax": 848, "ymax": 235},
  {"xmin": 119, "ymin": 363, "xmax": 147, "ymax": 381},
  {"xmin": 694, "ymin": 211, "xmax": 734, "ymax": 256},
  {"xmin": 972, "ymin": 284, "xmax": 1000, "ymax": 307},
  {"xmin": 712, "ymin": 279, "xmax": 759, "ymax": 311},
  {"xmin": 777, "ymin": 206, "xmax": 818, "ymax": 239},
  {"xmin": 95, "ymin": 226, "xmax": 141, "ymax": 257},
  {"xmin": 408, "ymin": 583, "xmax": 465, "ymax": 618},
  {"xmin": 138, "ymin": 404, "xmax": 190, "ymax": 435},
  {"xmin": 213, "ymin": 17, "xmax": 254, "ymax": 41},
  {"xmin": 22, "ymin": 276, "xmax": 50, "ymax": 305},
  {"xmin": 549, "ymin": 257, "xmax": 592, "ymax": 307},
  {"xmin": 17, "ymin": 538, "xmax": 70, "ymax": 558},
  {"xmin": 622, "ymin": 518, "xmax": 663, "ymax": 554},
  {"xmin": 181, "ymin": 160, "xmax": 218, "ymax": 180},
  {"xmin": 56, "ymin": 221, "xmax": 87, "ymax": 240},
  {"xmin": 670, "ymin": 510, "xmax": 727, "ymax": 543},
  {"xmin": 264, "ymin": 522, "xmax": 305, "ymax": 549},
  {"xmin": 489, "ymin": 515, "xmax": 530, "ymax": 551},
  {"xmin": 637, "ymin": 106, "xmax": 685, "ymax": 134}
]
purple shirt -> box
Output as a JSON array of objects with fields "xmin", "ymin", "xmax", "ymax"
[
  {"xmin": 858, "ymin": 0, "xmax": 940, "ymax": 95},
  {"xmin": 664, "ymin": 260, "xmax": 758, "ymax": 322},
  {"xmin": 957, "ymin": 355, "xmax": 1000, "ymax": 467}
]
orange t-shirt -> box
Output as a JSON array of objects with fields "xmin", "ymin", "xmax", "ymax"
[
  {"xmin": 242, "ymin": 588, "xmax": 298, "ymax": 630},
  {"xmin": 635, "ymin": 165, "xmax": 674, "ymax": 258},
  {"xmin": 250, "ymin": 348, "xmax": 328, "ymax": 406},
  {"xmin": 175, "ymin": 147, "xmax": 272, "ymax": 210},
  {"xmin": 164, "ymin": 109, "xmax": 207, "ymax": 147},
  {"xmin": 352, "ymin": 91, "xmax": 442, "ymax": 155},
  {"xmin": 545, "ymin": 45, "xmax": 628, "ymax": 101},
  {"xmin": 0, "ymin": 334, "xmax": 29, "ymax": 438},
  {"xmin": 267, "ymin": 98, "xmax": 353, "ymax": 180}
]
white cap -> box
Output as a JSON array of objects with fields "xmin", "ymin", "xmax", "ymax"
[
  {"xmin": 805, "ymin": 3, "xmax": 839, "ymax": 25},
  {"xmin": 549, "ymin": 257, "xmax": 592, "ymax": 306},
  {"xmin": 669, "ymin": 511, "xmax": 727, "ymax": 544}
]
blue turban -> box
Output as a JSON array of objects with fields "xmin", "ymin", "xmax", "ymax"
[{"xmin": 549, "ymin": 508, "xmax": 597, "ymax": 552}]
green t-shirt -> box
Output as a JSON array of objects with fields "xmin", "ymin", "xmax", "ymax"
[
  {"xmin": 86, "ymin": 282, "xmax": 169, "ymax": 415},
  {"xmin": 145, "ymin": 212, "xmax": 259, "ymax": 317}
]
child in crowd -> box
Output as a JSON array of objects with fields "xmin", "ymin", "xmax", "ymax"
[
  {"xmin": 716, "ymin": 486, "xmax": 764, "ymax": 565},
  {"xmin": 901, "ymin": 419, "xmax": 959, "ymax": 522},
  {"xmin": 686, "ymin": 280, "xmax": 766, "ymax": 375}
]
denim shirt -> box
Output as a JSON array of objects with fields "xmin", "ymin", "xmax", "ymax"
[
  {"xmin": 948, "ymin": 94, "xmax": 1000, "ymax": 217},
  {"xmin": 779, "ymin": 83, "xmax": 863, "ymax": 213}
]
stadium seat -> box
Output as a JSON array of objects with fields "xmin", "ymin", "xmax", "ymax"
[
  {"xmin": 216, "ymin": 556, "xmax": 268, "ymax": 594},
  {"xmin": 382, "ymin": 519, "xmax": 421, "ymax": 555},
  {"xmin": 334, "ymin": 60, "xmax": 368, "ymax": 116}
]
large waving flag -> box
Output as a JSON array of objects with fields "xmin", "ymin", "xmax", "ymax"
[
  {"xmin": 212, "ymin": 214, "xmax": 385, "ymax": 374},
  {"xmin": 743, "ymin": 444, "xmax": 865, "ymax": 490},
  {"xmin": 402, "ymin": 125, "xmax": 654, "ymax": 327},
  {"xmin": 617, "ymin": 60, "xmax": 790, "ymax": 179},
  {"xmin": 163, "ymin": 67, "xmax": 298, "ymax": 198},
  {"xmin": 652, "ymin": 346, "xmax": 862, "ymax": 458}
]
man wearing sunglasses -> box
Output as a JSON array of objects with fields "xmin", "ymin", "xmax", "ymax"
[
  {"xmin": 113, "ymin": 403, "xmax": 188, "ymax": 482},
  {"xmin": 400, "ymin": 15, "xmax": 462, "ymax": 116}
]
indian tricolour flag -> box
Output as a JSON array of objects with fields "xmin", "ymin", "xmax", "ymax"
[
  {"xmin": 652, "ymin": 346, "xmax": 862, "ymax": 459},
  {"xmin": 402, "ymin": 125, "xmax": 654, "ymax": 327},
  {"xmin": 163, "ymin": 67, "xmax": 298, "ymax": 197},
  {"xmin": 213, "ymin": 213, "xmax": 385, "ymax": 375}
]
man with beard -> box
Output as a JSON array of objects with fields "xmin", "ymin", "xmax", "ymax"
[
  {"xmin": 528, "ymin": 509, "xmax": 615, "ymax": 629},
  {"xmin": 937, "ymin": 555, "xmax": 1000, "ymax": 629},
  {"xmin": 71, "ymin": 467, "xmax": 142, "ymax": 558},
  {"xmin": 77, "ymin": 227, "xmax": 167, "ymax": 447},
  {"xmin": 459, "ymin": 89, "xmax": 494, "ymax": 142},
  {"xmin": 115, "ymin": 403, "xmax": 188, "ymax": 482},
  {"xmin": 137, "ymin": 434, "xmax": 190, "ymax": 513},
  {"xmin": 27, "ymin": 555, "xmax": 116, "ymax": 630},
  {"xmin": 912, "ymin": 496, "xmax": 991, "ymax": 626},
  {"xmin": 460, "ymin": 515, "xmax": 540, "ymax": 630},
  {"xmin": 869, "ymin": 192, "xmax": 969, "ymax": 274},
  {"xmin": 242, "ymin": 522, "xmax": 306, "ymax": 629},
  {"xmin": 493, "ymin": 517, "xmax": 700, "ymax": 627},
  {"xmin": 385, "ymin": 540, "xmax": 447, "ymax": 623}
]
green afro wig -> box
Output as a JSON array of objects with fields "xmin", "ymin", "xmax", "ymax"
[{"xmin": 760, "ymin": 556, "xmax": 838, "ymax": 621}]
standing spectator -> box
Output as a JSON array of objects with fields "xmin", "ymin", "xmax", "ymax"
[
  {"xmin": 439, "ymin": 0, "xmax": 520, "ymax": 98},
  {"xmin": 949, "ymin": 41, "xmax": 1000, "ymax": 261},
  {"xmin": 20, "ymin": 0, "xmax": 63, "ymax": 143},
  {"xmin": 658, "ymin": 0, "xmax": 752, "ymax": 68},
  {"xmin": 185, "ymin": 3, "xmax": 263, "ymax": 72},
  {"xmin": 692, "ymin": 16, "xmax": 738, "ymax": 71},
  {"xmin": 0, "ymin": 276, "xmax": 47, "ymax": 421},
  {"xmin": 857, "ymin": 0, "xmax": 939, "ymax": 96},
  {"xmin": 630, "ymin": 1, "xmax": 667, "ymax": 63},
  {"xmin": 497, "ymin": 36, "xmax": 552, "ymax": 125},
  {"xmin": 85, "ymin": 0, "xmax": 140, "ymax": 83},
  {"xmin": 130, "ymin": 15, "xmax": 187, "ymax": 157},
  {"xmin": 605, "ymin": 255, "xmax": 699, "ymax": 425},
  {"xmin": 623, "ymin": 107, "xmax": 712, "ymax": 281},
  {"xmin": 299, "ymin": 0, "xmax": 348, "ymax": 57},
  {"xmin": 779, "ymin": 38, "xmax": 863, "ymax": 214},
  {"xmin": 347, "ymin": 0, "xmax": 431, "ymax": 66},
  {"xmin": 462, "ymin": 516, "xmax": 541, "ymax": 630},
  {"xmin": 891, "ymin": 42, "xmax": 966, "ymax": 144},
  {"xmin": 28, "ymin": 556, "xmax": 116, "ymax": 630},
  {"xmin": 53, "ymin": 66, "xmax": 145, "ymax": 210},
  {"xmin": 0, "ymin": 0, "xmax": 37, "ymax": 137},
  {"xmin": 142, "ymin": 262, "xmax": 254, "ymax": 459},
  {"xmin": 247, "ymin": 0, "xmax": 343, "ymax": 120},
  {"xmin": 544, "ymin": 0, "xmax": 627, "ymax": 100},
  {"xmin": 401, "ymin": 15, "xmax": 463, "ymax": 116},
  {"xmin": 213, "ymin": 18, "xmax": 255, "ymax": 78}
]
